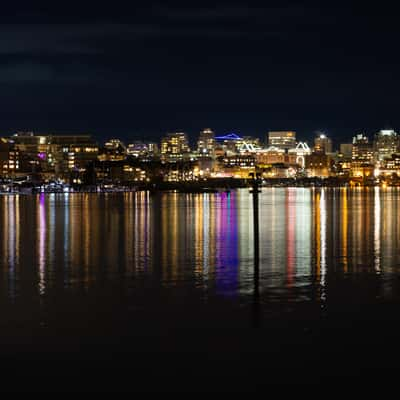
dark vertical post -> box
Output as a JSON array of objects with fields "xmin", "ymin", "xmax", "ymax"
[{"xmin": 250, "ymin": 172, "xmax": 261, "ymax": 327}]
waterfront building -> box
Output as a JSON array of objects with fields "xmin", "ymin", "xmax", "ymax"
[
  {"xmin": 305, "ymin": 152, "xmax": 332, "ymax": 178},
  {"xmin": 374, "ymin": 153, "xmax": 400, "ymax": 179},
  {"xmin": 255, "ymin": 146, "xmax": 297, "ymax": 166},
  {"xmin": 0, "ymin": 138, "xmax": 19, "ymax": 177},
  {"xmin": 161, "ymin": 132, "xmax": 190, "ymax": 161},
  {"xmin": 262, "ymin": 163, "xmax": 297, "ymax": 179},
  {"xmin": 197, "ymin": 128, "xmax": 216, "ymax": 156},
  {"xmin": 162, "ymin": 160, "xmax": 198, "ymax": 182},
  {"xmin": 95, "ymin": 160, "xmax": 148, "ymax": 184},
  {"xmin": 10, "ymin": 132, "xmax": 98, "ymax": 179},
  {"xmin": 223, "ymin": 154, "xmax": 255, "ymax": 168},
  {"xmin": 374, "ymin": 129, "xmax": 399, "ymax": 163},
  {"xmin": 314, "ymin": 133, "xmax": 333, "ymax": 154},
  {"xmin": 334, "ymin": 153, "xmax": 352, "ymax": 177},
  {"xmin": 219, "ymin": 154, "xmax": 256, "ymax": 178},
  {"xmin": 351, "ymin": 134, "xmax": 374, "ymax": 177},
  {"xmin": 267, "ymin": 131, "xmax": 296, "ymax": 151},
  {"xmin": 288, "ymin": 142, "xmax": 311, "ymax": 168}
]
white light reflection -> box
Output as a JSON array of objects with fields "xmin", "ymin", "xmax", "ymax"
[
  {"xmin": 320, "ymin": 189, "xmax": 327, "ymax": 303},
  {"xmin": 374, "ymin": 187, "xmax": 381, "ymax": 273},
  {"xmin": 7, "ymin": 196, "xmax": 18, "ymax": 300},
  {"xmin": 295, "ymin": 189, "xmax": 311, "ymax": 278},
  {"xmin": 63, "ymin": 193, "xmax": 70, "ymax": 288}
]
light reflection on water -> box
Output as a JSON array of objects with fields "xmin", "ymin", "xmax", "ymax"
[{"xmin": 1, "ymin": 188, "xmax": 400, "ymax": 306}]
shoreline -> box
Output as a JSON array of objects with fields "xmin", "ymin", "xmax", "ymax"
[{"xmin": 0, "ymin": 184, "xmax": 397, "ymax": 195}]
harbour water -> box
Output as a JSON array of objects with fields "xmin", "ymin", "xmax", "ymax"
[{"xmin": 1, "ymin": 188, "xmax": 400, "ymax": 389}]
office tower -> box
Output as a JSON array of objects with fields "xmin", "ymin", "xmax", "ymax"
[
  {"xmin": 374, "ymin": 129, "xmax": 399, "ymax": 162},
  {"xmin": 340, "ymin": 143, "xmax": 353, "ymax": 158},
  {"xmin": 314, "ymin": 133, "xmax": 332, "ymax": 154},
  {"xmin": 197, "ymin": 128, "xmax": 215, "ymax": 155},
  {"xmin": 161, "ymin": 132, "xmax": 190, "ymax": 161},
  {"xmin": 267, "ymin": 131, "xmax": 296, "ymax": 150}
]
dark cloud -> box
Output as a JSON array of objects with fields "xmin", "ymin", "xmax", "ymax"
[{"xmin": 0, "ymin": 1, "xmax": 398, "ymax": 142}]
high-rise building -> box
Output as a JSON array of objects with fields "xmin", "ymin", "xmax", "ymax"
[
  {"xmin": 10, "ymin": 132, "xmax": 98, "ymax": 177},
  {"xmin": 267, "ymin": 131, "xmax": 296, "ymax": 150},
  {"xmin": 340, "ymin": 143, "xmax": 353, "ymax": 158},
  {"xmin": 374, "ymin": 129, "xmax": 399, "ymax": 162},
  {"xmin": 352, "ymin": 134, "xmax": 373, "ymax": 163},
  {"xmin": 197, "ymin": 128, "xmax": 215, "ymax": 156},
  {"xmin": 0, "ymin": 138, "xmax": 19, "ymax": 177},
  {"xmin": 161, "ymin": 132, "xmax": 190, "ymax": 161},
  {"xmin": 351, "ymin": 134, "xmax": 374, "ymax": 177},
  {"xmin": 314, "ymin": 133, "xmax": 332, "ymax": 154}
]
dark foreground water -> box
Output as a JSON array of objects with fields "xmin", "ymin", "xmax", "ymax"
[{"xmin": 1, "ymin": 187, "xmax": 400, "ymax": 390}]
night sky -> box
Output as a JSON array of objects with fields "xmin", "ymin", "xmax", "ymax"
[{"xmin": 1, "ymin": 1, "xmax": 399, "ymax": 146}]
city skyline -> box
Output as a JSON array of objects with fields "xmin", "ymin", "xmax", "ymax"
[{"xmin": 4, "ymin": 126, "xmax": 400, "ymax": 148}]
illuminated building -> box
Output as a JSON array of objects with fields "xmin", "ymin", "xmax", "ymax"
[
  {"xmin": 219, "ymin": 155, "xmax": 255, "ymax": 178},
  {"xmin": 122, "ymin": 165, "xmax": 148, "ymax": 182},
  {"xmin": 262, "ymin": 163, "xmax": 297, "ymax": 178},
  {"xmin": 256, "ymin": 146, "xmax": 298, "ymax": 166},
  {"xmin": 126, "ymin": 141, "xmax": 159, "ymax": 160},
  {"xmin": 267, "ymin": 131, "xmax": 296, "ymax": 151},
  {"xmin": 288, "ymin": 142, "xmax": 311, "ymax": 168},
  {"xmin": 374, "ymin": 153, "xmax": 400, "ymax": 179},
  {"xmin": 95, "ymin": 160, "xmax": 150, "ymax": 184},
  {"xmin": 374, "ymin": 129, "xmax": 399, "ymax": 162},
  {"xmin": 104, "ymin": 139, "xmax": 125, "ymax": 150},
  {"xmin": 98, "ymin": 139, "xmax": 127, "ymax": 162},
  {"xmin": 333, "ymin": 143, "xmax": 353, "ymax": 177},
  {"xmin": 163, "ymin": 160, "xmax": 198, "ymax": 181},
  {"xmin": 256, "ymin": 146, "xmax": 285, "ymax": 164},
  {"xmin": 305, "ymin": 153, "xmax": 332, "ymax": 177},
  {"xmin": 351, "ymin": 134, "xmax": 374, "ymax": 177},
  {"xmin": 334, "ymin": 153, "xmax": 352, "ymax": 176},
  {"xmin": 214, "ymin": 133, "xmax": 242, "ymax": 156},
  {"xmin": 0, "ymin": 138, "xmax": 19, "ymax": 177},
  {"xmin": 223, "ymin": 155, "xmax": 255, "ymax": 168},
  {"xmin": 161, "ymin": 132, "xmax": 190, "ymax": 161},
  {"xmin": 240, "ymin": 136, "xmax": 262, "ymax": 152},
  {"xmin": 314, "ymin": 133, "xmax": 332, "ymax": 154},
  {"xmin": 197, "ymin": 128, "xmax": 215, "ymax": 156},
  {"xmin": 11, "ymin": 133, "xmax": 98, "ymax": 178}
]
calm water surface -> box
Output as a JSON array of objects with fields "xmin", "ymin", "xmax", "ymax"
[
  {"xmin": 1, "ymin": 187, "xmax": 400, "ymax": 301},
  {"xmin": 1, "ymin": 187, "xmax": 400, "ymax": 387}
]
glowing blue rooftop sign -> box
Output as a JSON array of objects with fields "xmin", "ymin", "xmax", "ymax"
[{"xmin": 214, "ymin": 133, "xmax": 243, "ymax": 141}]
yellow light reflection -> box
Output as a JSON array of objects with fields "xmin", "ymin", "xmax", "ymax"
[
  {"xmin": 341, "ymin": 188, "xmax": 348, "ymax": 273},
  {"xmin": 320, "ymin": 189, "xmax": 327, "ymax": 303}
]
